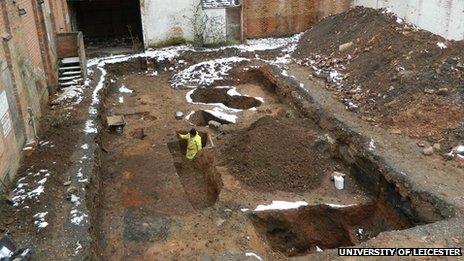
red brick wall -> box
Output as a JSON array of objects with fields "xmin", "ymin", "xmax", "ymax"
[
  {"xmin": 50, "ymin": 0, "xmax": 71, "ymax": 33},
  {"xmin": 0, "ymin": 0, "xmax": 67, "ymax": 185},
  {"xmin": 243, "ymin": 0, "xmax": 352, "ymax": 39},
  {"xmin": 22, "ymin": 0, "xmax": 46, "ymax": 71}
]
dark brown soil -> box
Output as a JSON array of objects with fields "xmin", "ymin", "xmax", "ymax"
[
  {"xmin": 251, "ymin": 201, "xmax": 414, "ymax": 256},
  {"xmin": 220, "ymin": 116, "xmax": 342, "ymax": 193},
  {"xmin": 190, "ymin": 87, "xmax": 262, "ymax": 110},
  {"xmin": 294, "ymin": 7, "xmax": 464, "ymax": 146}
]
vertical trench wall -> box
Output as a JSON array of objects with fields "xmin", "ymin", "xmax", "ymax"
[{"xmin": 353, "ymin": 0, "xmax": 464, "ymax": 40}]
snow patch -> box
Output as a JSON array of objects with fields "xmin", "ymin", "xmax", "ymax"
[
  {"xmin": 254, "ymin": 201, "xmax": 308, "ymax": 212},
  {"xmin": 327, "ymin": 203, "xmax": 356, "ymax": 208},
  {"xmin": 84, "ymin": 120, "xmax": 97, "ymax": 134},
  {"xmin": 205, "ymin": 107, "xmax": 238, "ymax": 123},
  {"xmin": 172, "ymin": 57, "xmax": 249, "ymax": 87},
  {"xmin": 119, "ymin": 85, "xmax": 133, "ymax": 93},
  {"xmin": 70, "ymin": 209, "xmax": 88, "ymax": 226},
  {"xmin": 437, "ymin": 42, "xmax": 447, "ymax": 49},
  {"xmin": 245, "ymin": 252, "xmax": 262, "ymax": 260},
  {"xmin": 33, "ymin": 212, "xmax": 48, "ymax": 230},
  {"xmin": 369, "ymin": 139, "xmax": 376, "ymax": 151}
]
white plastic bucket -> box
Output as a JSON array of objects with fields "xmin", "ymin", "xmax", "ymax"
[{"xmin": 334, "ymin": 175, "xmax": 344, "ymax": 190}]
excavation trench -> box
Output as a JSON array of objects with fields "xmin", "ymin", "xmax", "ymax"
[
  {"xmin": 250, "ymin": 201, "xmax": 413, "ymax": 256},
  {"xmin": 190, "ymin": 87, "xmax": 262, "ymax": 110},
  {"xmin": 167, "ymin": 132, "xmax": 222, "ymax": 210},
  {"xmin": 90, "ymin": 57, "xmax": 453, "ymax": 259}
]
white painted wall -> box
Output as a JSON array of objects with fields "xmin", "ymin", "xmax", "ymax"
[
  {"xmin": 141, "ymin": 0, "xmax": 228, "ymax": 47},
  {"xmin": 353, "ymin": 0, "xmax": 464, "ymax": 40}
]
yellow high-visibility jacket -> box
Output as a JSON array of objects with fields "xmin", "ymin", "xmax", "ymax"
[{"xmin": 179, "ymin": 132, "xmax": 202, "ymax": 160}]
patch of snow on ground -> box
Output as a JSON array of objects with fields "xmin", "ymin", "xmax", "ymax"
[
  {"xmin": 226, "ymin": 87, "xmax": 241, "ymax": 96},
  {"xmin": 369, "ymin": 139, "xmax": 376, "ymax": 151},
  {"xmin": 171, "ymin": 57, "xmax": 249, "ymax": 87},
  {"xmin": 70, "ymin": 194, "xmax": 81, "ymax": 205},
  {"xmin": 33, "ymin": 212, "xmax": 48, "ymax": 230},
  {"xmin": 327, "ymin": 203, "xmax": 356, "ymax": 208},
  {"xmin": 119, "ymin": 85, "xmax": 133, "ymax": 93},
  {"xmin": 185, "ymin": 110, "xmax": 195, "ymax": 120},
  {"xmin": 10, "ymin": 170, "xmax": 50, "ymax": 206},
  {"xmin": 205, "ymin": 107, "xmax": 238, "ymax": 123},
  {"xmin": 84, "ymin": 120, "xmax": 97, "ymax": 134},
  {"xmin": 75, "ymin": 241, "xmax": 83, "ymax": 255},
  {"xmin": 70, "ymin": 209, "xmax": 88, "ymax": 226},
  {"xmin": 233, "ymin": 34, "xmax": 301, "ymax": 52},
  {"xmin": 52, "ymin": 84, "xmax": 85, "ymax": 106},
  {"xmin": 437, "ymin": 42, "xmax": 447, "ymax": 49},
  {"xmin": 254, "ymin": 201, "xmax": 308, "ymax": 211},
  {"xmin": 245, "ymin": 252, "xmax": 262, "ymax": 260}
]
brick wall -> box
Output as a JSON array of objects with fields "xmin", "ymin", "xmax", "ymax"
[
  {"xmin": 0, "ymin": 0, "xmax": 68, "ymax": 187},
  {"xmin": 243, "ymin": 0, "xmax": 352, "ymax": 39},
  {"xmin": 50, "ymin": 0, "xmax": 71, "ymax": 33}
]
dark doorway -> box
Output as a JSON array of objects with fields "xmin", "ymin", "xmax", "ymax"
[{"xmin": 68, "ymin": 0, "xmax": 143, "ymax": 51}]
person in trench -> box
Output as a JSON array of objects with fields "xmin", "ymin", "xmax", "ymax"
[{"xmin": 178, "ymin": 128, "xmax": 202, "ymax": 160}]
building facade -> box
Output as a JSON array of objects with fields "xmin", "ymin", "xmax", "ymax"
[
  {"xmin": 0, "ymin": 0, "xmax": 71, "ymax": 187},
  {"xmin": 141, "ymin": 0, "xmax": 240, "ymax": 47}
]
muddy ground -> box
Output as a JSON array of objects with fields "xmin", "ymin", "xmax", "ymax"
[
  {"xmin": 0, "ymin": 6, "xmax": 463, "ymax": 261},
  {"xmin": 95, "ymin": 59, "xmax": 375, "ymax": 259}
]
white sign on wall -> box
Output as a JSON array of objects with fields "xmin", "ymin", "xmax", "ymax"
[{"xmin": 0, "ymin": 91, "xmax": 12, "ymax": 137}]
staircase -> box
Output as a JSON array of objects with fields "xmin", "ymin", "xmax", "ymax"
[{"xmin": 58, "ymin": 57, "xmax": 84, "ymax": 88}]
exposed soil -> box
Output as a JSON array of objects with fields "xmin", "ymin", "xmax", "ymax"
[
  {"xmin": 220, "ymin": 116, "xmax": 347, "ymax": 193},
  {"xmin": 190, "ymin": 87, "xmax": 262, "ymax": 110},
  {"xmin": 251, "ymin": 201, "xmax": 414, "ymax": 256},
  {"xmin": 294, "ymin": 7, "xmax": 464, "ymax": 147}
]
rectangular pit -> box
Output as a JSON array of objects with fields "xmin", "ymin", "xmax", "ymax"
[{"xmin": 250, "ymin": 201, "xmax": 414, "ymax": 256}]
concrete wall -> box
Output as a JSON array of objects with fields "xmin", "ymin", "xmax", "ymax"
[
  {"xmin": 142, "ymin": 0, "xmax": 195, "ymax": 47},
  {"xmin": 353, "ymin": 0, "xmax": 464, "ymax": 40},
  {"xmin": 141, "ymin": 0, "xmax": 227, "ymax": 47}
]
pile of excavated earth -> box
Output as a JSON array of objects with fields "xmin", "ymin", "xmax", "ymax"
[
  {"xmin": 294, "ymin": 7, "xmax": 464, "ymax": 151},
  {"xmin": 219, "ymin": 116, "xmax": 345, "ymax": 193}
]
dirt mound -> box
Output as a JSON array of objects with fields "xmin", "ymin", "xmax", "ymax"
[
  {"xmin": 294, "ymin": 7, "xmax": 464, "ymax": 145},
  {"xmin": 220, "ymin": 116, "xmax": 337, "ymax": 192},
  {"xmin": 190, "ymin": 88, "xmax": 262, "ymax": 110}
]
